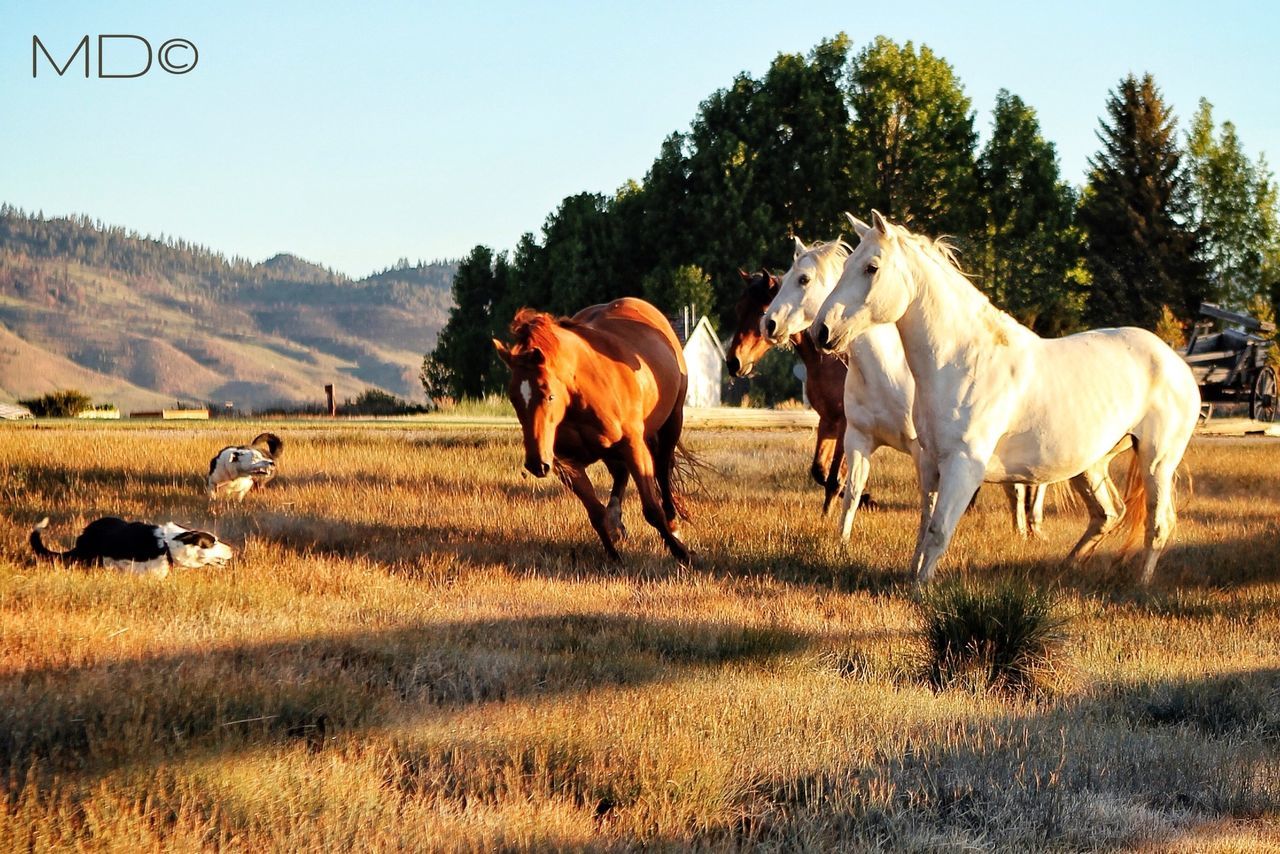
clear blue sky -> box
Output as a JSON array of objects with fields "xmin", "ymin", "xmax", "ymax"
[{"xmin": 4, "ymin": 1, "xmax": 1278, "ymax": 277}]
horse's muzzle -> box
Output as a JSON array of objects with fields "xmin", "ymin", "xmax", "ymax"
[
  {"xmin": 726, "ymin": 355, "xmax": 751, "ymax": 378},
  {"xmin": 525, "ymin": 459, "xmax": 552, "ymax": 478}
]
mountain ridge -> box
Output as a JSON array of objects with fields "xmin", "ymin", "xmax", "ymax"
[{"xmin": 0, "ymin": 206, "xmax": 455, "ymax": 411}]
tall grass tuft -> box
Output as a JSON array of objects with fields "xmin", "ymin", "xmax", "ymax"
[{"xmin": 916, "ymin": 579, "xmax": 1071, "ymax": 698}]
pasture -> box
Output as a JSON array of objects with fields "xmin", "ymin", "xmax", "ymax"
[{"xmin": 1, "ymin": 421, "xmax": 1278, "ymax": 851}]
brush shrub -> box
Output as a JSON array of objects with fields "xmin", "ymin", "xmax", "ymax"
[
  {"xmin": 18, "ymin": 388, "xmax": 92, "ymax": 417},
  {"xmin": 916, "ymin": 580, "xmax": 1070, "ymax": 697}
]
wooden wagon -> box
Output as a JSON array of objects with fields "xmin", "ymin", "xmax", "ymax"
[{"xmin": 1181, "ymin": 302, "xmax": 1277, "ymax": 422}]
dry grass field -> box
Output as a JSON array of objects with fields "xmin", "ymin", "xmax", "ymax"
[{"xmin": 0, "ymin": 420, "xmax": 1277, "ymax": 851}]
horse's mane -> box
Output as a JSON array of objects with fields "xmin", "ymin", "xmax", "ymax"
[
  {"xmin": 896, "ymin": 229, "xmax": 1024, "ymax": 344},
  {"xmin": 510, "ymin": 308, "xmax": 575, "ymax": 356},
  {"xmin": 801, "ymin": 238, "xmax": 854, "ymax": 264}
]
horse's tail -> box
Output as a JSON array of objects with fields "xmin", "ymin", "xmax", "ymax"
[
  {"xmin": 669, "ymin": 442, "xmax": 710, "ymax": 522},
  {"xmin": 1113, "ymin": 448, "xmax": 1194, "ymax": 558},
  {"xmin": 1050, "ymin": 480, "xmax": 1079, "ymax": 514},
  {"xmin": 1117, "ymin": 452, "xmax": 1148, "ymax": 557},
  {"xmin": 30, "ymin": 517, "xmax": 71, "ymax": 561}
]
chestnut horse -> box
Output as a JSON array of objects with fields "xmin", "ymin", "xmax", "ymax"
[
  {"xmin": 726, "ymin": 269, "xmax": 852, "ymax": 514},
  {"xmin": 494, "ymin": 298, "xmax": 692, "ymax": 563}
]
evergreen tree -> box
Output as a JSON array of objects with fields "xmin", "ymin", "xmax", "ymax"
[
  {"xmin": 1079, "ymin": 73, "xmax": 1205, "ymax": 327},
  {"xmin": 847, "ymin": 37, "xmax": 981, "ymax": 240},
  {"xmin": 539, "ymin": 192, "xmax": 621, "ymax": 313},
  {"xmin": 977, "ymin": 90, "xmax": 1083, "ymax": 333},
  {"xmin": 429, "ymin": 245, "xmax": 509, "ymax": 399},
  {"xmin": 1186, "ymin": 98, "xmax": 1278, "ymax": 309}
]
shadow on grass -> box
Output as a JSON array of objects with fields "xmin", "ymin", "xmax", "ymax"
[
  {"xmin": 673, "ymin": 667, "xmax": 1280, "ymax": 850},
  {"xmin": 1, "ymin": 614, "xmax": 814, "ymax": 792}
]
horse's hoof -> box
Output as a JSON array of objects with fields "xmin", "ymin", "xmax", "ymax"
[{"xmin": 605, "ymin": 504, "xmax": 627, "ymax": 543}]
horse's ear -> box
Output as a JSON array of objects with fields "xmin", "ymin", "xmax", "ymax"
[
  {"xmin": 844, "ymin": 212, "xmax": 871, "ymax": 239},
  {"xmin": 793, "ymin": 236, "xmax": 806, "ymax": 259},
  {"xmin": 527, "ymin": 347, "xmax": 546, "ymax": 366},
  {"xmin": 493, "ymin": 339, "xmax": 512, "ymax": 367},
  {"xmin": 738, "ymin": 268, "xmax": 749, "ymax": 279},
  {"xmin": 871, "ymin": 210, "xmax": 891, "ymax": 236}
]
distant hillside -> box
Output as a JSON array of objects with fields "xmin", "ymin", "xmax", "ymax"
[{"xmin": 0, "ymin": 206, "xmax": 455, "ymax": 411}]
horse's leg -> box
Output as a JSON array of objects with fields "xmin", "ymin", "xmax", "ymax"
[
  {"xmin": 1065, "ymin": 462, "xmax": 1121, "ymax": 564},
  {"xmin": 913, "ymin": 452, "xmax": 986, "ymax": 585},
  {"xmin": 557, "ymin": 462, "xmax": 621, "ymax": 560},
  {"xmin": 810, "ymin": 421, "xmax": 835, "ymax": 488},
  {"xmin": 653, "ymin": 404, "xmax": 684, "ymax": 528},
  {"xmin": 603, "ymin": 454, "xmax": 630, "ymax": 544},
  {"xmin": 1005, "ymin": 483, "xmax": 1028, "ymax": 537},
  {"xmin": 1027, "ymin": 484, "xmax": 1046, "ymax": 540},
  {"xmin": 908, "ymin": 443, "xmax": 940, "ymax": 577},
  {"xmin": 1138, "ymin": 453, "xmax": 1180, "ymax": 585},
  {"xmin": 821, "ymin": 416, "xmax": 846, "ymax": 516},
  {"xmin": 622, "ymin": 434, "xmax": 691, "ymax": 564},
  {"xmin": 838, "ymin": 427, "xmax": 874, "ymax": 541}
]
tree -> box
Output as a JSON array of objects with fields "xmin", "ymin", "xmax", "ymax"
[
  {"xmin": 641, "ymin": 264, "xmax": 715, "ymax": 320},
  {"xmin": 976, "ymin": 90, "xmax": 1084, "ymax": 333},
  {"xmin": 1186, "ymin": 98, "xmax": 1279, "ymax": 309},
  {"xmin": 847, "ymin": 37, "xmax": 982, "ymax": 240},
  {"xmin": 539, "ymin": 192, "xmax": 624, "ymax": 314},
  {"xmin": 1079, "ymin": 73, "xmax": 1205, "ymax": 327},
  {"xmin": 419, "ymin": 353, "xmax": 450, "ymax": 403},
  {"xmin": 428, "ymin": 245, "xmax": 509, "ymax": 399},
  {"xmin": 661, "ymin": 36, "xmax": 861, "ymax": 326}
]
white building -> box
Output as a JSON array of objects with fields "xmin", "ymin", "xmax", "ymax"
[{"xmin": 669, "ymin": 307, "xmax": 725, "ymax": 407}]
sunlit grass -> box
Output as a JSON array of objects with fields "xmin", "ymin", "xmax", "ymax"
[{"xmin": 0, "ymin": 421, "xmax": 1277, "ymax": 849}]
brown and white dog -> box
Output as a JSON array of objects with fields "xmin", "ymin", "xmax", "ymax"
[
  {"xmin": 31, "ymin": 517, "xmax": 233, "ymax": 578},
  {"xmin": 207, "ymin": 432, "xmax": 283, "ymax": 500}
]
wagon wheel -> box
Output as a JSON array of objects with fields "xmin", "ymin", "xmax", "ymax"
[{"xmin": 1251, "ymin": 365, "xmax": 1278, "ymax": 422}]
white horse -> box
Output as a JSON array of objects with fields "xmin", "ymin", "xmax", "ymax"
[
  {"xmin": 762, "ymin": 224, "xmax": 1045, "ymax": 542},
  {"xmin": 813, "ymin": 211, "xmax": 1200, "ymax": 584}
]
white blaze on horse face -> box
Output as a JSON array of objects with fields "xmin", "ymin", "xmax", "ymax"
[{"xmin": 519, "ymin": 380, "xmax": 532, "ymax": 407}]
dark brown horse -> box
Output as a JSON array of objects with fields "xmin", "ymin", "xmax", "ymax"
[
  {"xmin": 727, "ymin": 269, "xmax": 851, "ymax": 514},
  {"xmin": 494, "ymin": 298, "xmax": 692, "ymax": 563}
]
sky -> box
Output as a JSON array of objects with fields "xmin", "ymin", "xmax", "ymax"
[{"xmin": 4, "ymin": 1, "xmax": 1279, "ymax": 277}]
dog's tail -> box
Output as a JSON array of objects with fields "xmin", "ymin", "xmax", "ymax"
[
  {"xmin": 251, "ymin": 432, "xmax": 284, "ymax": 460},
  {"xmin": 30, "ymin": 517, "xmax": 72, "ymax": 561}
]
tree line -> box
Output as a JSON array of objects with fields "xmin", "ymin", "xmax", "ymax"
[{"xmin": 426, "ymin": 34, "xmax": 1280, "ymax": 401}]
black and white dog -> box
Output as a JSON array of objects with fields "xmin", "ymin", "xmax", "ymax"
[
  {"xmin": 207, "ymin": 432, "xmax": 284, "ymax": 500},
  {"xmin": 31, "ymin": 517, "xmax": 233, "ymax": 578}
]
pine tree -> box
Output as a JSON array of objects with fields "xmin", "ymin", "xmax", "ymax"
[
  {"xmin": 977, "ymin": 90, "xmax": 1083, "ymax": 333},
  {"xmin": 429, "ymin": 245, "xmax": 509, "ymax": 399},
  {"xmin": 1079, "ymin": 73, "xmax": 1205, "ymax": 327}
]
